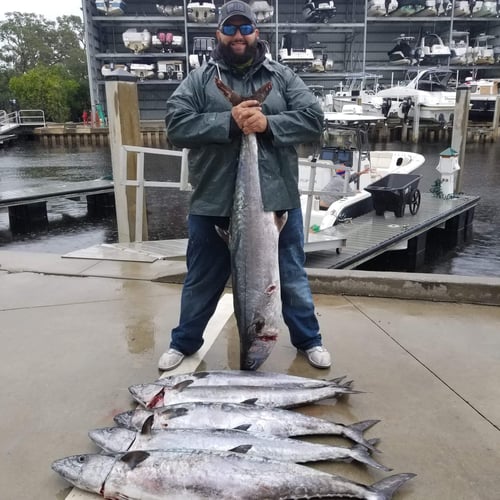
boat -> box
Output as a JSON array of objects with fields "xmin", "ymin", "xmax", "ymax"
[
  {"xmin": 250, "ymin": 0, "xmax": 274, "ymax": 22},
  {"xmin": 387, "ymin": 34, "xmax": 418, "ymax": 65},
  {"xmin": 278, "ymin": 33, "xmax": 315, "ymax": 72},
  {"xmin": 414, "ymin": 33, "xmax": 451, "ymax": 65},
  {"xmin": 156, "ymin": 1, "xmax": 184, "ymax": 16},
  {"xmin": 471, "ymin": 34, "xmax": 496, "ymax": 65},
  {"xmin": 364, "ymin": 68, "xmax": 457, "ymax": 125},
  {"xmin": 466, "ymin": 77, "xmax": 500, "ymax": 122},
  {"xmin": 186, "ymin": 1, "xmax": 217, "ymax": 23},
  {"xmin": 367, "ymin": 0, "xmax": 398, "ymax": 16},
  {"xmin": 95, "ymin": 0, "xmax": 126, "ymax": 15},
  {"xmin": 299, "ymin": 110, "xmax": 425, "ymax": 235},
  {"xmin": 445, "ymin": 30, "xmax": 474, "ymax": 65},
  {"xmin": 331, "ymin": 74, "xmax": 383, "ymax": 112},
  {"xmin": 122, "ymin": 29, "xmax": 152, "ymax": 53},
  {"xmin": 302, "ymin": 0, "xmax": 337, "ymax": 23}
]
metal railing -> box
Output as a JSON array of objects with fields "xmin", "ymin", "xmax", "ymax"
[
  {"xmin": 0, "ymin": 109, "xmax": 46, "ymax": 133},
  {"xmin": 117, "ymin": 145, "xmax": 190, "ymax": 243}
]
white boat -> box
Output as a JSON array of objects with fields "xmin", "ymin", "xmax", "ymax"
[
  {"xmin": 365, "ymin": 68, "xmax": 457, "ymax": 125},
  {"xmin": 96, "ymin": 0, "xmax": 126, "ymax": 15},
  {"xmin": 466, "ymin": 78, "xmax": 500, "ymax": 122},
  {"xmin": 445, "ymin": 30, "xmax": 474, "ymax": 65},
  {"xmin": 331, "ymin": 74, "xmax": 382, "ymax": 113},
  {"xmin": 186, "ymin": 1, "xmax": 217, "ymax": 23},
  {"xmin": 299, "ymin": 111, "xmax": 425, "ymax": 236},
  {"xmin": 414, "ymin": 33, "xmax": 451, "ymax": 65}
]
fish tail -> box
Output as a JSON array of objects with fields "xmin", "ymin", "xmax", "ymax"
[
  {"xmin": 350, "ymin": 440, "xmax": 392, "ymax": 472},
  {"xmin": 343, "ymin": 420, "xmax": 381, "ymax": 452},
  {"xmin": 368, "ymin": 473, "xmax": 416, "ymax": 500}
]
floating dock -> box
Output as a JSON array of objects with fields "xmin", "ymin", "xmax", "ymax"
[{"xmin": 305, "ymin": 193, "xmax": 479, "ymax": 271}]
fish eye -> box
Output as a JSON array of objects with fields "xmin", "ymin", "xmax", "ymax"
[{"xmin": 77, "ymin": 455, "xmax": 87, "ymax": 463}]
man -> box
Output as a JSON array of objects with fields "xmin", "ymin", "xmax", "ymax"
[
  {"xmin": 159, "ymin": 0, "xmax": 331, "ymax": 370},
  {"xmin": 320, "ymin": 165, "xmax": 370, "ymax": 208}
]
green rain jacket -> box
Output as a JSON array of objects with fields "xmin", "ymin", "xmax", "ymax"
[{"xmin": 165, "ymin": 41, "xmax": 324, "ymax": 216}]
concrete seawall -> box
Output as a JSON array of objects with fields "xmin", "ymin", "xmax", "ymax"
[{"xmin": 307, "ymin": 268, "xmax": 500, "ymax": 306}]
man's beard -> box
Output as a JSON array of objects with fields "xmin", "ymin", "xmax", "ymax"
[{"xmin": 219, "ymin": 40, "xmax": 258, "ymax": 65}]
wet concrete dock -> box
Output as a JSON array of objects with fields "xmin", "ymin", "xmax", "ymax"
[{"xmin": 1, "ymin": 248, "xmax": 499, "ymax": 499}]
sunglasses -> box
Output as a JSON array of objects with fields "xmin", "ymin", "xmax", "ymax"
[{"xmin": 220, "ymin": 24, "xmax": 255, "ymax": 36}]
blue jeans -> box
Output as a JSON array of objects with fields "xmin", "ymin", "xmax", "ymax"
[{"xmin": 170, "ymin": 208, "xmax": 322, "ymax": 355}]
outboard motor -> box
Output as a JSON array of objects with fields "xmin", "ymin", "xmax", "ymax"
[
  {"xmin": 381, "ymin": 98, "xmax": 392, "ymax": 117},
  {"xmin": 400, "ymin": 97, "xmax": 413, "ymax": 120}
]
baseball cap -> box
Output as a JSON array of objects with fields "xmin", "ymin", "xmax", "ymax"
[{"xmin": 218, "ymin": 1, "xmax": 257, "ymax": 27}]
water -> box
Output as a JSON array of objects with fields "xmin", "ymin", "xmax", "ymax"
[{"xmin": 1, "ymin": 138, "xmax": 499, "ymax": 277}]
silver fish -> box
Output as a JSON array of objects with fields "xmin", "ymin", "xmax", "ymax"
[
  {"xmin": 129, "ymin": 378, "xmax": 358, "ymax": 409},
  {"xmin": 52, "ymin": 449, "xmax": 415, "ymax": 499},
  {"xmin": 89, "ymin": 426, "xmax": 391, "ymax": 471},
  {"xmin": 113, "ymin": 402, "xmax": 380, "ymax": 451},
  {"xmin": 153, "ymin": 370, "xmax": 349, "ymax": 388},
  {"xmin": 215, "ymin": 78, "xmax": 286, "ymax": 370}
]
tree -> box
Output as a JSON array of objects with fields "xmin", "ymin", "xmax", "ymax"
[
  {"xmin": 0, "ymin": 12, "xmax": 87, "ymax": 120},
  {"xmin": 9, "ymin": 66, "xmax": 79, "ymax": 122}
]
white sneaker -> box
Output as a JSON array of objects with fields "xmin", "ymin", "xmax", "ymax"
[
  {"xmin": 158, "ymin": 348, "xmax": 184, "ymax": 371},
  {"xmin": 300, "ymin": 346, "xmax": 331, "ymax": 369}
]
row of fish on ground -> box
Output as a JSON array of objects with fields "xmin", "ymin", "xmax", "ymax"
[{"xmin": 52, "ymin": 370, "xmax": 416, "ymax": 499}]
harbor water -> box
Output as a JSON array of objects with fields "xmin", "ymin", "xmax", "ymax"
[{"xmin": 1, "ymin": 138, "xmax": 499, "ymax": 277}]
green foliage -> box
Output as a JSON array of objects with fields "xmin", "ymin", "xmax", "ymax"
[
  {"xmin": 9, "ymin": 66, "xmax": 80, "ymax": 122},
  {"xmin": 0, "ymin": 12, "xmax": 87, "ymax": 120}
]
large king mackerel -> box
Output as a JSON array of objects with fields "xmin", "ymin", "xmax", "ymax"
[
  {"xmin": 52, "ymin": 449, "xmax": 416, "ymax": 499},
  {"xmin": 113, "ymin": 402, "xmax": 380, "ymax": 451},
  {"xmin": 215, "ymin": 78, "xmax": 287, "ymax": 370},
  {"xmin": 129, "ymin": 378, "xmax": 358, "ymax": 409},
  {"xmin": 89, "ymin": 425, "xmax": 390, "ymax": 471},
  {"xmin": 153, "ymin": 370, "xmax": 349, "ymax": 388}
]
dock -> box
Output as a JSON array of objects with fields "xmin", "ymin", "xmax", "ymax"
[
  {"xmin": 305, "ymin": 193, "xmax": 479, "ymax": 271},
  {"xmin": 0, "ymin": 179, "xmax": 115, "ymax": 233}
]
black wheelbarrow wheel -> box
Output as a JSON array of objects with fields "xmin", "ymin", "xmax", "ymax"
[{"xmin": 409, "ymin": 188, "xmax": 421, "ymax": 215}]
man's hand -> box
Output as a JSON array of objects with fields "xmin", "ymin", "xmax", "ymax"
[{"xmin": 232, "ymin": 100, "xmax": 268, "ymax": 135}]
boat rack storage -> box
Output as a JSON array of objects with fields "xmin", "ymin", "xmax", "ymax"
[{"xmin": 82, "ymin": 0, "xmax": 500, "ymax": 121}]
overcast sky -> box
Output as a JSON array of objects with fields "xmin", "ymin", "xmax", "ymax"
[{"xmin": 1, "ymin": 0, "xmax": 82, "ymax": 20}]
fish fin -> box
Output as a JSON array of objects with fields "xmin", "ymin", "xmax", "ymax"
[
  {"xmin": 215, "ymin": 77, "xmax": 243, "ymax": 106},
  {"xmin": 140, "ymin": 415, "xmax": 154, "ymax": 436},
  {"xmin": 193, "ymin": 372, "xmax": 210, "ymax": 380},
  {"xmin": 327, "ymin": 375, "xmax": 347, "ymax": 384},
  {"xmin": 349, "ymin": 419, "xmax": 381, "ymax": 433},
  {"xmin": 229, "ymin": 444, "xmax": 253, "ymax": 454},
  {"xmin": 343, "ymin": 420, "xmax": 381, "ymax": 453},
  {"xmin": 251, "ymin": 81, "xmax": 273, "ymax": 104},
  {"xmin": 369, "ymin": 473, "xmax": 416, "ymax": 499},
  {"xmin": 172, "ymin": 380, "xmax": 194, "ymax": 391},
  {"xmin": 120, "ymin": 450, "xmax": 150, "ymax": 469},
  {"xmin": 159, "ymin": 406, "xmax": 189, "ymax": 419},
  {"xmin": 351, "ymin": 441, "xmax": 392, "ymax": 472},
  {"xmin": 215, "ymin": 225, "xmax": 230, "ymax": 245},
  {"xmin": 274, "ymin": 210, "xmax": 288, "ymax": 233},
  {"xmin": 241, "ymin": 398, "xmax": 259, "ymax": 405},
  {"xmin": 367, "ymin": 437, "xmax": 381, "ymax": 449},
  {"xmin": 233, "ymin": 424, "xmax": 252, "ymax": 431}
]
